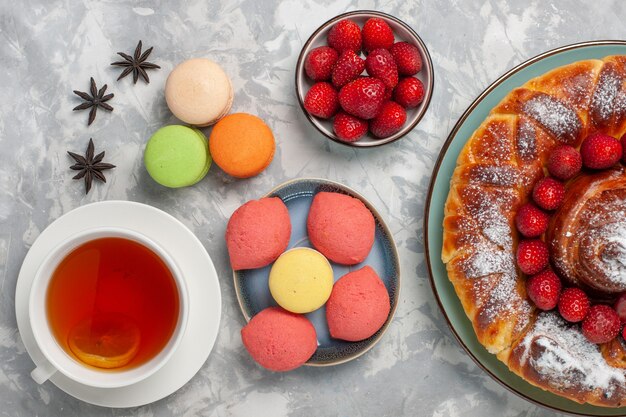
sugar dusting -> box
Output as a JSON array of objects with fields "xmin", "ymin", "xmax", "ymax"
[
  {"xmin": 519, "ymin": 313, "xmax": 625, "ymax": 392},
  {"xmin": 616, "ymin": 90, "xmax": 626, "ymax": 119},
  {"xmin": 516, "ymin": 118, "xmax": 537, "ymax": 161},
  {"xmin": 590, "ymin": 66, "xmax": 621, "ymax": 125},
  {"xmin": 461, "ymin": 185, "xmax": 516, "ymax": 248},
  {"xmin": 561, "ymin": 186, "xmax": 626, "ymax": 288},
  {"xmin": 561, "ymin": 70, "xmax": 596, "ymax": 109},
  {"xmin": 483, "ymin": 223, "xmax": 512, "ymax": 248},
  {"xmin": 457, "ymin": 182, "xmax": 532, "ymax": 338},
  {"xmin": 470, "ymin": 165, "xmax": 519, "ymax": 187},
  {"xmin": 598, "ymin": 222, "xmax": 626, "ymax": 285},
  {"xmin": 522, "ymin": 94, "xmax": 581, "ymax": 144},
  {"xmin": 464, "ymin": 250, "xmax": 511, "ymax": 279}
]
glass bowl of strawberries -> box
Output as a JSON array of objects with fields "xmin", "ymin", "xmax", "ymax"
[{"xmin": 295, "ymin": 10, "xmax": 434, "ymax": 147}]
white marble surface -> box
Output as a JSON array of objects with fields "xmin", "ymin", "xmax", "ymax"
[{"xmin": 0, "ymin": 0, "xmax": 624, "ymax": 415}]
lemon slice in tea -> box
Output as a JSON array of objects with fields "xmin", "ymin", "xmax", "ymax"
[{"xmin": 68, "ymin": 313, "xmax": 141, "ymax": 369}]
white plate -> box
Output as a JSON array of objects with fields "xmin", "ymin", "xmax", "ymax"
[{"xmin": 15, "ymin": 201, "xmax": 222, "ymax": 408}]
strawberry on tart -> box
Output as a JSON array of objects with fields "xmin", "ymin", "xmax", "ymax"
[{"xmin": 442, "ymin": 55, "xmax": 626, "ymax": 407}]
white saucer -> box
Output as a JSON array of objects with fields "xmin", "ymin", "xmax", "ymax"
[{"xmin": 15, "ymin": 201, "xmax": 222, "ymax": 408}]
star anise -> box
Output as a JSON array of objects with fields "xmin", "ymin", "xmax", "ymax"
[
  {"xmin": 73, "ymin": 78, "xmax": 114, "ymax": 126},
  {"xmin": 111, "ymin": 40, "xmax": 161, "ymax": 84},
  {"xmin": 68, "ymin": 138, "xmax": 115, "ymax": 194}
]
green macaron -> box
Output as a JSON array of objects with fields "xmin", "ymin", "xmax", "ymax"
[{"xmin": 144, "ymin": 125, "xmax": 211, "ymax": 188}]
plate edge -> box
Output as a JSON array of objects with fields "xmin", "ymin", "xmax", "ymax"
[{"xmin": 231, "ymin": 177, "xmax": 402, "ymax": 367}]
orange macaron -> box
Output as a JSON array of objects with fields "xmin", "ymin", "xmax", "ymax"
[{"xmin": 209, "ymin": 113, "xmax": 275, "ymax": 178}]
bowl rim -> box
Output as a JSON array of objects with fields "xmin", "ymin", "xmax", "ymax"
[
  {"xmin": 232, "ymin": 177, "xmax": 401, "ymax": 367},
  {"xmin": 423, "ymin": 39, "xmax": 626, "ymax": 416},
  {"xmin": 294, "ymin": 9, "xmax": 435, "ymax": 148}
]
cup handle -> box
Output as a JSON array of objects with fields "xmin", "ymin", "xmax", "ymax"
[{"xmin": 31, "ymin": 360, "xmax": 57, "ymax": 384}]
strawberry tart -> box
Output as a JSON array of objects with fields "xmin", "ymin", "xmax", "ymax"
[{"xmin": 442, "ymin": 56, "xmax": 626, "ymax": 406}]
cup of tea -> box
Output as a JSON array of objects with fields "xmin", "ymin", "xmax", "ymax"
[{"xmin": 29, "ymin": 227, "xmax": 189, "ymax": 388}]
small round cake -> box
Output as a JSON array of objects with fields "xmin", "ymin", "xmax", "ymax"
[
  {"xmin": 144, "ymin": 125, "xmax": 211, "ymax": 188},
  {"xmin": 209, "ymin": 113, "xmax": 275, "ymax": 178},
  {"xmin": 326, "ymin": 266, "xmax": 390, "ymax": 341},
  {"xmin": 269, "ymin": 247, "xmax": 334, "ymax": 314},
  {"xmin": 307, "ymin": 192, "xmax": 375, "ymax": 265},
  {"xmin": 165, "ymin": 58, "xmax": 233, "ymax": 126},
  {"xmin": 226, "ymin": 197, "xmax": 291, "ymax": 270},
  {"xmin": 241, "ymin": 307, "xmax": 317, "ymax": 372}
]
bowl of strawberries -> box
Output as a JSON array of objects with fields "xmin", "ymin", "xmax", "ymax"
[{"xmin": 295, "ymin": 10, "xmax": 434, "ymax": 147}]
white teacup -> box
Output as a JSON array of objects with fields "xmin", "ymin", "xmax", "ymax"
[{"xmin": 29, "ymin": 227, "xmax": 189, "ymax": 388}]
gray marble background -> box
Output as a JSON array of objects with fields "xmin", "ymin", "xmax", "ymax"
[{"xmin": 0, "ymin": 0, "xmax": 624, "ymax": 415}]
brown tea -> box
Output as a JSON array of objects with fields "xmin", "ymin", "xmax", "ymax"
[{"xmin": 46, "ymin": 237, "xmax": 180, "ymax": 370}]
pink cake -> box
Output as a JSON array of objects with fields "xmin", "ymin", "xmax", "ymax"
[
  {"xmin": 326, "ymin": 266, "xmax": 390, "ymax": 341},
  {"xmin": 241, "ymin": 307, "xmax": 317, "ymax": 371},
  {"xmin": 226, "ymin": 197, "xmax": 291, "ymax": 270},
  {"xmin": 307, "ymin": 192, "xmax": 375, "ymax": 265}
]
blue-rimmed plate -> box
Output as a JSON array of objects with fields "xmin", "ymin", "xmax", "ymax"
[
  {"xmin": 425, "ymin": 41, "xmax": 626, "ymax": 416},
  {"xmin": 234, "ymin": 178, "xmax": 400, "ymax": 366}
]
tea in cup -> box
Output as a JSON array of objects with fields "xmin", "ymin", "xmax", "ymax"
[{"xmin": 29, "ymin": 227, "xmax": 188, "ymax": 388}]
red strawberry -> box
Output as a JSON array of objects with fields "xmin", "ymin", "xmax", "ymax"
[
  {"xmin": 394, "ymin": 77, "xmax": 424, "ymax": 109},
  {"xmin": 526, "ymin": 270, "xmax": 561, "ymax": 310},
  {"xmin": 580, "ymin": 132, "xmax": 623, "ymax": 169},
  {"xmin": 304, "ymin": 46, "xmax": 339, "ymax": 81},
  {"xmin": 332, "ymin": 50, "xmax": 365, "ymax": 88},
  {"xmin": 614, "ymin": 293, "xmax": 626, "ymax": 323},
  {"xmin": 370, "ymin": 101, "xmax": 406, "ymax": 138},
  {"xmin": 327, "ymin": 19, "xmax": 362, "ymax": 53},
  {"xmin": 304, "ymin": 82, "xmax": 339, "ymax": 119},
  {"xmin": 558, "ymin": 287, "xmax": 590, "ymax": 322},
  {"xmin": 383, "ymin": 87, "xmax": 393, "ymax": 100},
  {"xmin": 516, "ymin": 239, "xmax": 549, "ymax": 275},
  {"xmin": 338, "ymin": 77, "xmax": 386, "ymax": 120},
  {"xmin": 532, "ymin": 177, "xmax": 565, "ymax": 211},
  {"xmin": 365, "ymin": 49, "xmax": 398, "ymax": 88},
  {"xmin": 515, "ymin": 203, "xmax": 549, "ymax": 238},
  {"xmin": 333, "ymin": 111, "xmax": 368, "ymax": 142},
  {"xmin": 582, "ymin": 304, "xmax": 621, "ymax": 344},
  {"xmin": 362, "ymin": 18, "xmax": 394, "ymax": 52},
  {"xmin": 621, "ymin": 133, "xmax": 626, "ymax": 164},
  {"xmin": 547, "ymin": 145, "xmax": 582, "ymax": 180},
  {"xmin": 389, "ymin": 42, "xmax": 422, "ymax": 75}
]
